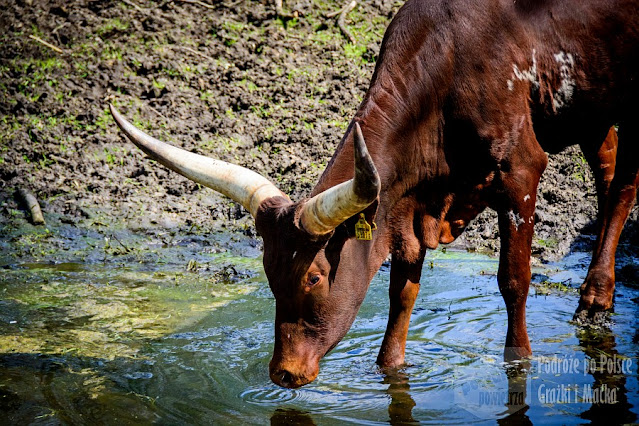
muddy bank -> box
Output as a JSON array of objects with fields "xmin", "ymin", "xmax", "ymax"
[{"xmin": 1, "ymin": 0, "xmax": 637, "ymax": 262}]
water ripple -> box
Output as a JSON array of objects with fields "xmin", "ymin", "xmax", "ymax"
[{"xmin": 240, "ymin": 386, "xmax": 300, "ymax": 405}]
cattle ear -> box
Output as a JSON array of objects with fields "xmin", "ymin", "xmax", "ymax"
[{"xmin": 342, "ymin": 198, "xmax": 379, "ymax": 238}]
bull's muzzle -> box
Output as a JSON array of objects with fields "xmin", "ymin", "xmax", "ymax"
[{"xmin": 269, "ymin": 357, "xmax": 320, "ymax": 389}]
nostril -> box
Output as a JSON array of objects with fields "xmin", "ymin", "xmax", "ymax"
[{"xmin": 279, "ymin": 370, "xmax": 294, "ymax": 388}]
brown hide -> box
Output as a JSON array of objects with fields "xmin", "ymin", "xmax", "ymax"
[
  {"xmin": 260, "ymin": 0, "xmax": 638, "ymax": 387},
  {"xmin": 115, "ymin": 0, "xmax": 639, "ymax": 388}
]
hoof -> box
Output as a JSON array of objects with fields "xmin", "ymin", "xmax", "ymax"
[{"xmin": 572, "ymin": 308, "xmax": 613, "ymax": 328}]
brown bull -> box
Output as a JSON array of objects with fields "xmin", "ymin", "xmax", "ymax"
[{"xmin": 110, "ymin": 0, "xmax": 639, "ymax": 388}]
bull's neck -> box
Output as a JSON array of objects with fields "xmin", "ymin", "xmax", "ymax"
[
  {"xmin": 313, "ymin": 29, "xmax": 450, "ymax": 195},
  {"xmin": 310, "ymin": 60, "xmax": 449, "ymax": 271},
  {"xmin": 312, "ymin": 82, "xmax": 445, "ymax": 205}
]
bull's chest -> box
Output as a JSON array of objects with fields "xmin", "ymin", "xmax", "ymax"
[{"xmin": 388, "ymin": 171, "xmax": 496, "ymax": 262}]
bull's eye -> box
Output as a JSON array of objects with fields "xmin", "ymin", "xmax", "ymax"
[{"xmin": 307, "ymin": 274, "xmax": 321, "ymax": 287}]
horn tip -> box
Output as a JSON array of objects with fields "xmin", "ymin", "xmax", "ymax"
[
  {"xmin": 109, "ymin": 104, "xmax": 124, "ymax": 127},
  {"xmin": 354, "ymin": 122, "xmax": 363, "ymax": 142}
]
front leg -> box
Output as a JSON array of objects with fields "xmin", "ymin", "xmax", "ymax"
[
  {"xmin": 496, "ymin": 189, "xmax": 538, "ymax": 360},
  {"xmin": 377, "ymin": 255, "xmax": 424, "ymax": 367},
  {"xmin": 495, "ymin": 146, "xmax": 546, "ymax": 360}
]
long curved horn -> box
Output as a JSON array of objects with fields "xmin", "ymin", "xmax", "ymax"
[
  {"xmin": 300, "ymin": 123, "xmax": 380, "ymax": 236},
  {"xmin": 109, "ymin": 105, "xmax": 286, "ymax": 218}
]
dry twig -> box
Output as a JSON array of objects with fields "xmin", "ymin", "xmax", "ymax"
[
  {"xmin": 28, "ymin": 35, "xmax": 64, "ymax": 54},
  {"xmin": 275, "ymin": 0, "xmax": 299, "ymax": 19},
  {"xmin": 337, "ymin": 0, "xmax": 358, "ymax": 44},
  {"xmin": 178, "ymin": 0, "xmax": 215, "ymax": 9},
  {"xmin": 167, "ymin": 45, "xmax": 215, "ymax": 88},
  {"xmin": 120, "ymin": 0, "xmax": 172, "ymax": 13},
  {"xmin": 148, "ymin": 104, "xmax": 170, "ymax": 122},
  {"xmin": 49, "ymin": 154, "xmax": 71, "ymax": 165},
  {"xmin": 325, "ymin": 5, "xmax": 344, "ymax": 18},
  {"xmin": 51, "ymin": 22, "xmax": 68, "ymax": 35},
  {"xmin": 17, "ymin": 188, "xmax": 45, "ymax": 225},
  {"xmin": 111, "ymin": 233, "xmax": 132, "ymax": 253},
  {"xmin": 121, "ymin": 0, "xmax": 146, "ymax": 12},
  {"xmin": 222, "ymin": 0, "xmax": 244, "ymax": 7},
  {"xmin": 171, "ymin": 45, "xmax": 216, "ymax": 62}
]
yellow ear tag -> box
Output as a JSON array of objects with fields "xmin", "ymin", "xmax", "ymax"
[{"xmin": 355, "ymin": 213, "xmax": 373, "ymax": 241}]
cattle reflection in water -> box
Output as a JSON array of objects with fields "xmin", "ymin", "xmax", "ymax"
[{"xmin": 578, "ymin": 329, "xmax": 636, "ymax": 424}]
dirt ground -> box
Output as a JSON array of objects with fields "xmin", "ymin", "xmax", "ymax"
[{"xmin": 1, "ymin": 0, "xmax": 637, "ymax": 262}]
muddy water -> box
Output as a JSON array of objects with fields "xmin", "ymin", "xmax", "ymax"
[{"xmin": 1, "ymin": 242, "xmax": 638, "ymax": 424}]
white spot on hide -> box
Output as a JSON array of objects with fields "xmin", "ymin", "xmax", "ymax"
[
  {"xmin": 523, "ymin": 194, "xmax": 531, "ymax": 202},
  {"xmin": 553, "ymin": 52, "xmax": 576, "ymax": 110},
  {"xmin": 508, "ymin": 210, "xmax": 525, "ymax": 231},
  {"xmin": 507, "ymin": 49, "xmax": 538, "ymax": 91}
]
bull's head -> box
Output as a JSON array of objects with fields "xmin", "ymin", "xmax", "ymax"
[{"xmin": 110, "ymin": 105, "xmax": 381, "ymax": 388}]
